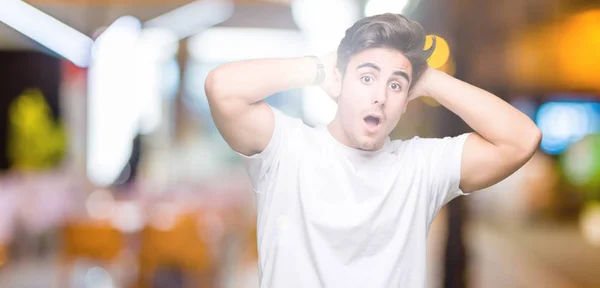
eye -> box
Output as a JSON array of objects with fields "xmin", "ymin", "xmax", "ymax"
[
  {"xmin": 361, "ymin": 76, "xmax": 373, "ymax": 84},
  {"xmin": 390, "ymin": 83, "xmax": 402, "ymax": 91}
]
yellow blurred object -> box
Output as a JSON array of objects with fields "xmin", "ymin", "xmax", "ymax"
[
  {"xmin": 438, "ymin": 56, "xmax": 456, "ymax": 76},
  {"xmin": 508, "ymin": 9, "xmax": 600, "ymax": 93},
  {"xmin": 241, "ymin": 223, "xmax": 258, "ymax": 263},
  {"xmin": 60, "ymin": 221, "xmax": 125, "ymax": 287},
  {"xmin": 61, "ymin": 221, "xmax": 124, "ymax": 262},
  {"xmin": 138, "ymin": 213, "xmax": 214, "ymax": 288},
  {"xmin": 421, "ymin": 96, "xmax": 440, "ymax": 107},
  {"xmin": 418, "ymin": 49, "xmax": 454, "ymax": 103},
  {"xmin": 425, "ymin": 35, "xmax": 451, "ymax": 69},
  {"xmin": 555, "ymin": 9, "xmax": 600, "ymax": 92},
  {"xmin": 7, "ymin": 88, "xmax": 66, "ymax": 171},
  {"xmin": 0, "ymin": 244, "xmax": 6, "ymax": 267}
]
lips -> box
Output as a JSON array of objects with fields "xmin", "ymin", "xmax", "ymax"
[
  {"xmin": 364, "ymin": 115, "xmax": 380, "ymax": 126},
  {"xmin": 363, "ymin": 114, "xmax": 382, "ymax": 132}
]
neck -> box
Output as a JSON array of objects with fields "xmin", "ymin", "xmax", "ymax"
[{"xmin": 327, "ymin": 116, "xmax": 356, "ymax": 149}]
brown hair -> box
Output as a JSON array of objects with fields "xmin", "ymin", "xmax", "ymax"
[{"xmin": 336, "ymin": 13, "xmax": 435, "ymax": 89}]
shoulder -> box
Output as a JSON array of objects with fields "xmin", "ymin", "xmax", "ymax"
[
  {"xmin": 272, "ymin": 107, "xmax": 305, "ymax": 130},
  {"xmin": 390, "ymin": 136, "xmax": 429, "ymax": 156},
  {"xmin": 270, "ymin": 106, "xmax": 320, "ymax": 149},
  {"xmin": 390, "ymin": 134, "xmax": 471, "ymax": 165},
  {"xmin": 396, "ymin": 134, "xmax": 471, "ymax": 152}
]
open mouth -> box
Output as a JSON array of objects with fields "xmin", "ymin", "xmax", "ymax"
[{"xmin": 364, "ymin": 115, "xmax": 381, "ymax": 128}]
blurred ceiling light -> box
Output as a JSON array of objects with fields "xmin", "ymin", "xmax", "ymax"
[
  {"xmin": 133, "ymin": 28, "xmax": 178, "ymax": 135},
  {"xmin": 188, "ymin": 27, "xmax": 305, "ymax": 62},
  {"xmin": 88, "ymin": 18, "xmax": 179, "ymax": 187},
  {"xmin": 425, "ymin": 35, "xmax": 450, "ymax": 69},
  {"xmin": 301, "ymin": 87, "xmax": 337, "ymax": 126},
  {"xmin": 0, "ymin": 0, "xmax": 93, "ymax": 67},
  {"xmin": 135, "ymin": 28, "xmax": 179, "ymax": 62},
  {"xmin": 93, "ymin": 16, "xmax": 142, "ymax": 57},
  {"xmin": 87, "ymin": 16, "xmax": 142, "ymax": 187},
  {"xmin": 145, "ymin": 0, "xmax": 234, "ymax": 40},
  {"xmin": 291, "ymin": 0, "xmax": 358, "ymax": 126},
  {"xmin": 292, "ymin": 0, "xmax": 359, "ymax": 54},
  {"xmin": 292, "ymin": 0, "xmax": 358, "ymax": 32},
  {"xmin": 365, "ymin": 0, "xmax": 411, "ymax": 17}
]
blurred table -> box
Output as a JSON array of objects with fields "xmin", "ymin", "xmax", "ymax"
[{"xmin": 467, "ymin": 220, "xmax": 600, "ymax": 288}]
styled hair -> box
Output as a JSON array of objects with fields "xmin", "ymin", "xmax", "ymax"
[{"xmin": 336, "ymin": 13, "xmax": 435, "ymax": 89}]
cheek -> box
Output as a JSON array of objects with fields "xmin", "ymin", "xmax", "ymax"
[
  {"xmin": 340, "ymin": 88, "xmax": 369, "ymax": 112},
  {"xmin": 345, "ymin": 79, "xmax": 372, "ymax": 100},
  {"xmin": 386, "ymin": 110, "xmax": 403, "ymax": 126},
  {"xmin": 384, "ymin": 99, "xmax": 407, "ymax": 123},
  {"xmin": 386, "ymin": 94, "xmax": 409, "ymax": 111},
  {"xmin": 338, "ymin": 97, "xmax": 360, "ymax": 124},
  {"xmin": 396, "ymin": 91, "xmax": 410, "ymax": 106}
]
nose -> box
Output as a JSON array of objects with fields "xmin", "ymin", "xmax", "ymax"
[{"xmin": 372, "ymin": 86, "xmax": 386, "ymax": 106}]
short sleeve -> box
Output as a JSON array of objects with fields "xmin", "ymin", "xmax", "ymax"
[
  {"xmin": 413, "ymin": 133, "xmax": 472, "ymax": 218},
  {"xmin": 236, "ymin": 105, "xmax": 298, "ymax": 193}
]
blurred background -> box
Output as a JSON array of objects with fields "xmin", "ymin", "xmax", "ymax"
[{"xmin": 0, "ymin": 0, "xmax": 599, "ymax": 287}]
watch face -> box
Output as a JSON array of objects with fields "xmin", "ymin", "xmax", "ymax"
[{"xmin": 310, "ymin": 57, "xmax": 325, "ymax": 85}]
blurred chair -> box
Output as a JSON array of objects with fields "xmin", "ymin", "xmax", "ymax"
[
  {"xmin": 137, "ymin": 212, "xmax": 215, "ymax": 288},
  {"xmin": 242, "ymin": 224, "xmax": 258, "ymax": 264},
  {"xmin": 60, "ymin": 220, "xmax": 125, "ymax": 286},
  {"xmin": 0, "ymin": 242, "xmax": 7, "ymax": 268}
]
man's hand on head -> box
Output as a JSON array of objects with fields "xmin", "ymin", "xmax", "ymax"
[{"xmin": 408, "ymin": 65, "xmax": 438, "ymax": 102}]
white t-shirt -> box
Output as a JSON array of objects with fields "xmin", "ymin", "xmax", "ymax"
[{"xmin": 240, "ymin": 106, "xmax": 470, "ymax": 288}]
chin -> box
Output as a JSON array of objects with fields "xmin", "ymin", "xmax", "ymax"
[
  {"xmin": 358, "ymin": 137, "xmax": 383, "ymax": 151},
  {"xmin": 358, "ymin": 142, "xmax": 377, "ymax": 151}
]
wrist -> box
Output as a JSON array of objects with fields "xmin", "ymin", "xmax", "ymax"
[
  {"xmin": 306, "ymin": 55, "xmax": 325, "ymax": 86},
  {"xmin": 421, "ymin": 68, "xmax": 445, "ymax": 99}
]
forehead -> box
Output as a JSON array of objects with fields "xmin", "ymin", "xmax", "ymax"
[{"xmin": 348, "ymin": 47, "xmax": 413, "ymax": 76}]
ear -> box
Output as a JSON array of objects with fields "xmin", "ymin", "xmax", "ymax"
[
  {"xmin": 402, "ymin": 95, "xmax": 409, "ymax": 113},
  {"xmin": 331, "ymin": 68, "xmax": 343, "ymax": 101}
]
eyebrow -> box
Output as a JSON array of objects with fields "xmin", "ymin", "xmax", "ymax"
[{"xmin": 356, "ymin": 62, "xmax": 411, "ymax": 84}]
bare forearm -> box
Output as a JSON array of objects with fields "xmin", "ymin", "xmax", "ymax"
[
  {"xmin": 205, "ymin": 57, "xmax": 316, "ymax": 104},
  {"xmin": 426, "ymin": 69, "xmax": 541, "ymax": 152},
  {"xmin": 204, "ymin": 54, "xmax": 334, "ymax": 156}
]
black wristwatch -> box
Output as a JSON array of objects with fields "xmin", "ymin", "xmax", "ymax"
[{"xmin": 308, "ymin": 55, "xmax": 325, "ymax": 85}]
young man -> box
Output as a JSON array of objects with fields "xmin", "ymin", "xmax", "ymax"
[{"xmin": 205, "ymin": 13, "xmax": 541, "ymax": 288}]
